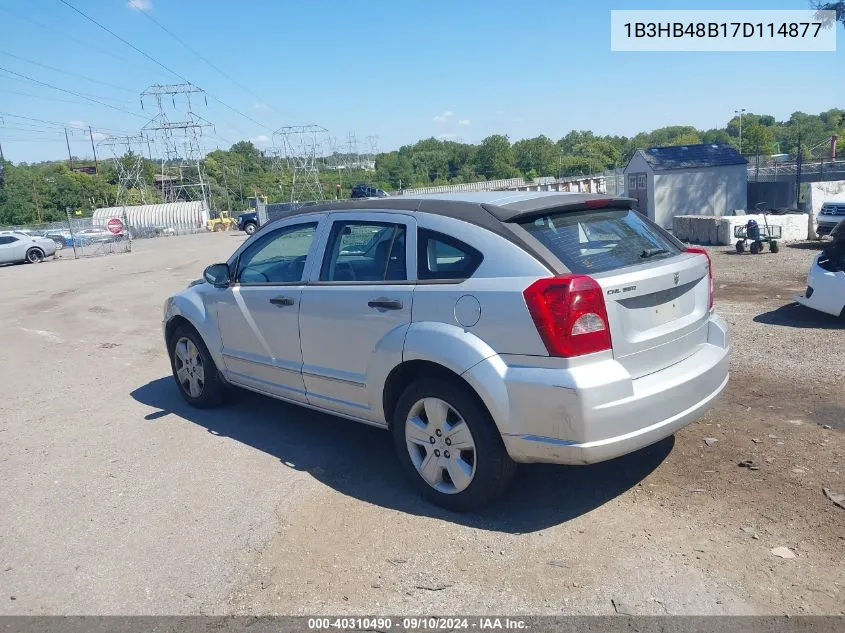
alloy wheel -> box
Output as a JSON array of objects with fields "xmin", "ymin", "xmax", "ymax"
[
  {"xmin": 174, "ymin": 336, "xmax": 205, "ymax": 398},
  {"xmin": 405, "ymin": 397, "xmax": 477, "ymax": 494}
]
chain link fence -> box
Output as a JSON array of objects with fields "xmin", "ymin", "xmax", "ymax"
[
  {"xmin": 0, "ymin": 215, "xmax": 132, "ymax": 259},
  {"xmin": 1, "ymin": 202, "xmax": 219, "ymax": 260}
]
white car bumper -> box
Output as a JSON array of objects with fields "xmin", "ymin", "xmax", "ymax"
[
  {"xmin": 794, "ymin": 254, "xmax": 845, "ymax": 318},
  {"xmin": 464, "ymin": 314, "xmax": 731, "ymax": 465}
]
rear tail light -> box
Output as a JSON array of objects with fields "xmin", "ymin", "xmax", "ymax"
[
  {"xmin": 522, "ymin": 275, "xmax": 612, "ymax": 357},
  {"xmin": 685, "ymin": 246, "xmax": 713, "ymax": 310}
]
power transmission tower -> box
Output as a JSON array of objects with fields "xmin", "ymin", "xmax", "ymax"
[
  {"xmin": 364, "ymin": 134, "xmax": 379, "ymax": 171},
  {"xmin": 99, "ymin": 135, "xmax": 150, "ymax": 204},
  {"xmin": 141, "ymin": 83, "xmax": 213, "ymax": 206},
  {"xmin": 273, "ymin": 124, "xmax": 327, "ymax": 202}
]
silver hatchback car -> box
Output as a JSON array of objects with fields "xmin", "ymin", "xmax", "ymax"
[{"xmin": 163, "ymin": 192, "xmax": 730, "ymax": 510}]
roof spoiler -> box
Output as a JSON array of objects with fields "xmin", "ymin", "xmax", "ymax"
[{"xmin": 487, "ymin": 196, "xmax": 637, "ymax": 223}]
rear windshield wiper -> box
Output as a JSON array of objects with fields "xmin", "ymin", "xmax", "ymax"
[{"xmin": 640, "ymin": 248, "xmax": 669, "ymax": 259}]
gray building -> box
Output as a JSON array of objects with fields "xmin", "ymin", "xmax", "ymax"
[{"xmin": 624, "ymin": 144, "xmax": 747, "ymax": 229}]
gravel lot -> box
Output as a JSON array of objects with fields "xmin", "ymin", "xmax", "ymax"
[{"xmin": 0, "ymin": 233, "xmax": 842, "ymax": 616}]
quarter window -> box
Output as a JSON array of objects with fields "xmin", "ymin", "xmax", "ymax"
[
  {"xmin": 320, "ymin": 221, "xmax": 407, "ymax": 282},
  {"xmin": 417, "ymin": 229, "xmax": 483, "ymax": 280},
  {"xmin": 236, "ymin": 222, "xmax": 318, "ymax": 284}
]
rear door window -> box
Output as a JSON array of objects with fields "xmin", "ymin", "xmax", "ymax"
[{"xmin": 517, "ymin": 209, "xmax": 681, "ymax": 274}]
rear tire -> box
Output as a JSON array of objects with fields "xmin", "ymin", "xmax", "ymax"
[
  {"xmin": 244, "ymin": 222, "xmax": 257, "ymax": 236},
  {"xmin": 735, "ymin": 240, "xmax": 745, "ymax": 253},
  {"xmin": 750, "ymin": 241, "xmax": 761, "ymax": 255},
  {"xmin": 167, "ymin": 324, "xmax": 227, "ymax": 408},
  {"xmin": 25, "ymin": 248, "xmax": 44, "ymax": 263},
  {"xmin": 392, "ymin": 378, "xmax": 516, "ymax": 512},
  {"xmin": 769, "ymin": 240, "xmax": 779, "ymax": 253},
  {"xmin": 53, "ymin": 239, "xmax": 64, "ymax": 251},
  {"xmin": 213, "ymin": 223, "xmax": 223, "ymax": 233}
]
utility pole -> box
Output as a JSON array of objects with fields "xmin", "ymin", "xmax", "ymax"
[
  {"xmin": 89, "ymin": 126, "xmax": 99, "ymax": 174},
  {"xmin": 0, "ymin": 140, "xmax": 4, "ymax": 161},
  {"xmin": 64, "ymin": 128, "xmax": 74, "ymax": 170},
  {"xmin": 795, "ymin": 132, "xmax": 803, "ymax": 209},
  {"xmin": 734, "ymin": 108, "xmax": 746, "ymax": 155},
  {"xmin": 32, "ymin": 182, "xmax": 43, "ymax": 224}
]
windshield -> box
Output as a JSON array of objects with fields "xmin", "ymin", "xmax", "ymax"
[{"xmin": 518, "ymin": 209, "xmax": 682, "ymax": 275}]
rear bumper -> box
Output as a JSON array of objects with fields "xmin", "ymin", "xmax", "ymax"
[
  {"xmin": 794, "ymin": 257, "xmax": 845, "ymax": 317},
  {"xmin": 466, "ymin": 314, "xmax": 730, "ymax": 465}
]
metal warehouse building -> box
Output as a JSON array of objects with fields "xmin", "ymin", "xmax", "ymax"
[
  {"xmin": 92, "ymin": 201, "xmax": 210, "ymax": 233},
  {"xmin": 624, "ymin": 144, "xmax": 748, "ymax": 229}
]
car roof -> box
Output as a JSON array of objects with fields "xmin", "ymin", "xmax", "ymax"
[{"xmin": 277, "ymin": 191, "xmax": 635, "ymax": 224}]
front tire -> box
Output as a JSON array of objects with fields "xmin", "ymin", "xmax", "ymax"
[
  {"xmin": 392, "ymin": 378, "xmax": 515, "ymax": 511},
  {"xmin": 244, "ymin": 222, "xmax": 257, "ymax": 236},
  {"xmin": 167, "ymin": 324, "xmax": 226, "ymax": 408},
  {"xmin": 769, "ymin": 240, "xmax": 779, "ymax": 253},
  {"xmin": 26, "ymin": 248, "xmax": 44, "ymax": 263},
  {"xmin": 735, "ymin": 240, "xmax": 745, "ymax": 253},
  {"xmin": 750, "ymin": 241, "xmax": 761, "ymax": 255}
]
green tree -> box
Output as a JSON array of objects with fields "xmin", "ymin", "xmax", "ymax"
[{"xmin": 475, "ymin": 135, "xmax": 518, "ymax": 180}]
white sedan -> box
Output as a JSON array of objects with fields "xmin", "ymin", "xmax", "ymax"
[
  {"xmin": 794, "ymin": 224, "xmax": 845, "ymax": 318},
  {"xmin": 0, "ymin": 231, "xmax": 57, "ymax": 265}
]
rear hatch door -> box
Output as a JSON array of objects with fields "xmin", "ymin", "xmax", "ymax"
[{"xmin": 515, "ymin": 205, "xmax": 710, "ymax": 378}]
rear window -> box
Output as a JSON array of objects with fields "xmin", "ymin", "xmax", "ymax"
[{"xmin": 518, "ymin": 209, "xmax": 681, "ymax": 274}]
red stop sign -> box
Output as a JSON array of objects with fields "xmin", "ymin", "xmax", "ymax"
[{"xmin": 107, "ymin": 218, "xmax": 124, "ymax": 235}]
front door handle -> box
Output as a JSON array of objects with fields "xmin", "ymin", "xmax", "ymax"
[
  {"xmin": 269, "ymin": 295, "xmax": 295, "ymax": 307},
  {"xmin": 368, "ymin": 298, "xmax": 403, "ymax": 310}
]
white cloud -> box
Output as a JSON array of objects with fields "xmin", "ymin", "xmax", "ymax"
[
  {"xmin": 250, "ymin": 135, "xmax": 270, "ymax": 145},
  {"xmin": 458, "ymin": 119, "xmax": 471, "ymax": 126},
  {"xmin": 436, "ymin": 133, "xmax": 457, "ymax": 141},
  {"xmin": 432, "ymin": 110, "xmax": 454, "ymax": 123},
  {"xmin": 68, "ymin": 120, "xmax": 87, "ymax": 129},
  {"xmin": 127, "ymin": 0, "xmax": 153, "ymax": 11},
  {"xmin": 91, "ymin": 132, "xmax": 108, "ymax": 141}
]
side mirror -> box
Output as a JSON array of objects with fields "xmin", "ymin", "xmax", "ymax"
[{"xmin": 203, "ymin": 263, "xmax": 231, "ymax": 288}]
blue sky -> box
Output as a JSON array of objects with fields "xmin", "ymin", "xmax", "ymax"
[{"xmin": 0, "ymin": 0, "xmax": 842, "ymax": 163}]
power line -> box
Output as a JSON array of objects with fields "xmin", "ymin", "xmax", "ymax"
[
  {"xmin": 0, "ymin": 50, "xmax": 138, "ymax": 94},
  {"xmin": 0, "ymin": 112, "xmax": 134, "ymax": 135},
  {"xmin": 0, "ymin": 72, "xmax": 136, "ymax": 107},
  {"xmin": 56, "ymin": 0, "xmax": 276, "ymax": 133},
  {"xmin": 136, "ymin": 9, "xmax": 291, "ymax": 122},
  {"xmin": 0, "ymin": 5, "xmax": 153, "ymax": 71},
  {"xmin": 0, "ymin": 87, "xmax": 129, "ymax": 110},
  {"xmin": 0, "ymin": 66, "xmax": 146, "ymax": 119}
]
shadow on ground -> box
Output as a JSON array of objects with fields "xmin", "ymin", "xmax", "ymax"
[
  {"xmin": 754, "ymin": 302, "xmax": 843, "ymax": 329},
  {"xmin": 786, "ymin": 241, "xmax": 827, "ymax": 251},
  {"xmin": 131, "ymin": 377, "xmax": 672, "ymax": 533}
]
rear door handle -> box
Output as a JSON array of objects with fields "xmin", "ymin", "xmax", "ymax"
[
  {"xmin": 367, "ymin": 298, "xmax": 403, "ymax": 310},
  {"xmin": 269, "ymin": 295, "xmax": 295, "ymax": 307}
]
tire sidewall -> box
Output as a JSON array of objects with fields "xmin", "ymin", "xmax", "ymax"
[
  {"xmin": 245, "ymin": 223, "xmax": 257, "ymax": 235},
  {"xmin": 26, "ymin": 248, "xmax": 44, "ymax": 263},
  {"xmin": 167, "ymin": 325, "xmax": 224, "ymax": 407},
  {"xmin": 391, "ymin": 378, "xmax": 512, "ymax": 511}
]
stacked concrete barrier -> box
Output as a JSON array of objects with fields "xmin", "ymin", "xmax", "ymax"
[{"xmin": 673, "ymin": 214, "xmax": 810, "ymax": 245}]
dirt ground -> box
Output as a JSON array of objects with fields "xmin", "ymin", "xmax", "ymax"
[{"xmin": 0, "ymin": 232, "xmax": 842, "ymax": 616}]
